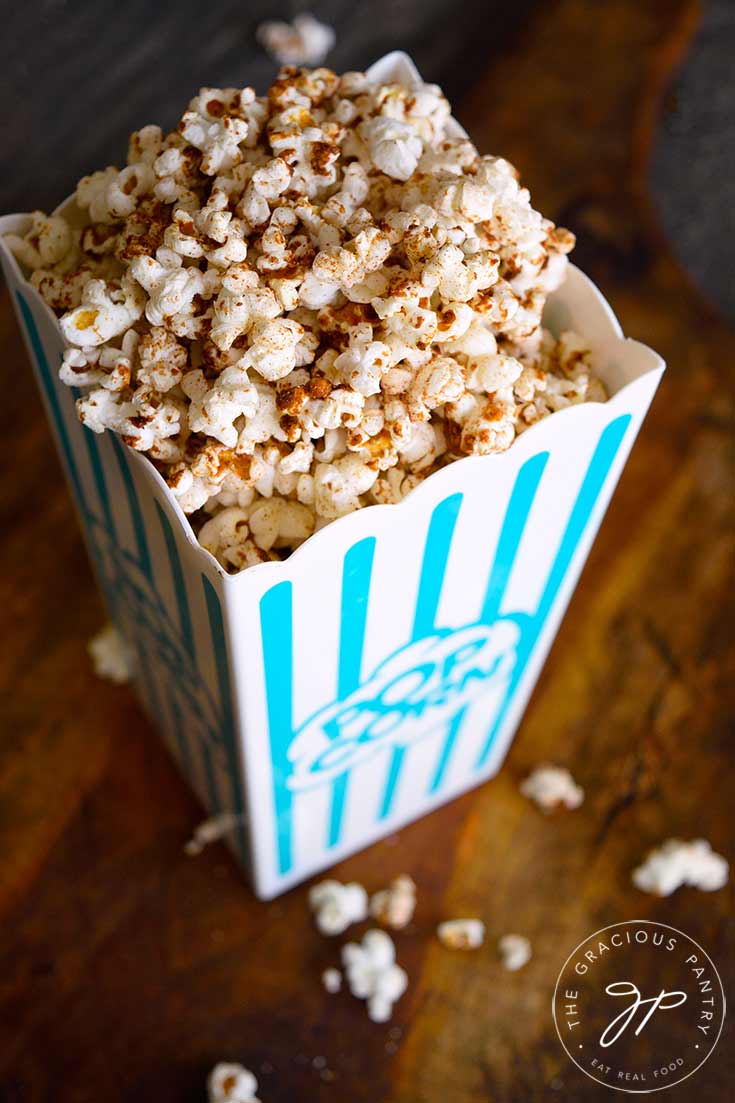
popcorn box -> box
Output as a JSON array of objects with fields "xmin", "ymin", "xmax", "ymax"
[{"xmin": 0, "ymin": 54, "xmax": 664, "ymax": 898}]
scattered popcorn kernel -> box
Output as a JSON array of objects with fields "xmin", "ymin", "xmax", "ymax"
[
  {"xmin": 632, "ymin": 839, "xmax": 729, "ymax": 896},
  {"xmin": 256, "ymin": 14, "xmax": 336, "ymax": 67},
  {"xmin": 309, "ymin": 879, "xmax": 369, "ymax": 935},
  {"xmin": 437, "ymin": 918, "xmax": 485, "ymax": 950},
  {"xmin": 370, "ymin": 875, "xmax": 416, "ymax": 930},
  {"xmin": 498, "ymin": 933, "xmax": 532, "ymax": 971},
  {"xmin": 520, "ymin": 764, "xmax": 584, "ymax": 811},
  {"xmin": 207, "ymin": 1062, "xmax": 260, "ymax": 1103},
  {"xmin": 6, "ymin": 65, "xmax": 605, "ymax": 574},
  {"xmin": 87, "ymin": 623, "xmax": 132, "ymax": 684},
  {"xmin": 342, "ymin": 929, "xmax": 408, "ymax": 1022},
  {"xmin": 184, "ymin": 812, "xmax": 244, "ymax": 856},
  {"xmin": 321, "ymin": 967, "xmax": 342, "ymax": 994}
]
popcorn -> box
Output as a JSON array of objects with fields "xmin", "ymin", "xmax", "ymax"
[
  {"xmin": 60, "ymin": 277, "xmax": 145, "ymax": 347},
  {"xmin": 88, "ymin": 623, "xmax": 132, "ymax": 684},
  {"xmin": 129, "ymin": 254, "xmax": 213, "ymax": 332},
  {"xmin": 632, "ymin": 839, "xmax": 729, "ymax": 897},
  {"xmin": 321, "ymin": 967, "xmax": 342, "ymax": 994},
  {"xmin": 184, "ymin": 812, "xmax": 243, "ymax": 855},
  {"xmin": 361, "ymin": 117, "xmax": 423, "ymax": 182},
  {"xmin": 333, "ymin": 334, "xmax": 392, "ymax": 397},
  {"xmin": 498, "ymin": 933, "xmax": 532, "ymax": 972},
  {"xmin": 179, "ymin": 106, "xmax": 249, "ymax": 176},
  {"xmin": 314, "ymin": 455, "xmax": 379, "ymax": 519},
  {"xmin": 248, "ymin": 318, "xmax": 306, "ymax": 382},
  {"xmin": 407, "ymin": 356, "xmax": 464, "ymax": 420},
  {"xmin": 76, "ymin": 386, "xmax": 183, "ymax": 452},
  {"xmin": 308, "ymin": 879, "xmax": 369, "ymax": 935},
  {"xmin": 7, "ymin": 65, "xmax": 606, "ymax": 573},
  {"xmin": 60, "ymin": 329, "xmax": 138, "ymax": 392},
  {"xmin": 182, "ymin": 364, "xmax": 258, "ymax": 447},
  {"xmin": 520, "ymin": 764, "xmax": 584, "ymax": 812},
  {"xmin": 370, "ymin": 875, "xmax": 416, "ymax": 930},
  {"xmin": 207, "ymin": 1063, "xmax": 260, "ymax": 1103},
  {"xmin": 437, "ymin": 919, "xmax": 485, "ymax": 950},
  {"xmin": 256, "ymin": 14, "xmax": 336, "ymax": 67},
  {"xmin": 342, "ymin": 929, "xmax": 408, "ymax": 1022},
  {"xmin": 5, "ymin": 211, "xmax": 72, "ymax": 270}
]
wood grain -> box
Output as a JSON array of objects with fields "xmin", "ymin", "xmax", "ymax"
[{"xmin": 0, "ymin": 2, "xmax": 733, "ymax": 1101}]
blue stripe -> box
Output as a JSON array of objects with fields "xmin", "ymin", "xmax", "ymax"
[
  {"xmin": 533, "ymin": 417, "xmax": 631, "ymax": 623},
  {"xmin": 15, "ymin": 294, "xmax": 125, "ymax": 619},
  {"xmin": 109, "ymin": 433, "xmax": 152, "ymax": 580},
  {"xmin": 260, "ymin": 581, "xmax": 294, "ymax": 875},
  {"xmin": 428, "ymin": 456, "xmax": 548, "ymax": 800},
  {"xmin": 135, "ymin": 633, "xmax": 209, "ymax": 815},
  {"xmin": 203, "ymin": 576, "xmax": 249, "ymax": 866},
  {"xmin": 379, "ymin": 494, "xmax": 463, "ymax": 822},
  {"xmin": 412, "ymin": 493, "xmax": 463, "ymax": 639},
  {"xmin": 475, "ymin": 415, "xmax": 632, "ymax": 768},
  {"xmin": 157, "ymin": 502, "xmax": 196, "ymax": 661},
  {"xmin": 480, "ymin": 452, "xmax": 549, "ymax": 623},
  {"xmin": 16, "ymin": 293, "xmax": 86, "ymax": 511},
  {"xmin": 327, "ymin": 537, "xmax": 376, "ymax": 849},
  {"xmin": 428, "ymin": 706, "xmax": 467, "ymax": 794},
  {"xmin": 135, "ymin": 639, "xmax": 164, "ymax": 726},
  {"xmin": 168, "ymin": 692, "xmax": 193, "ymax": 777},
  {"xmin": 72, "ymin": 387, "xmax": 117, "ymax": 542},
  {"xmin": 378, "ymin": 746, "xmax": 406, "ymax": 821}
]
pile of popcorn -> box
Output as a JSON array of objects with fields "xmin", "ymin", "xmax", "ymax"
[{"xmin": 7, "ymin": 65, "xmax": 605, "ymax": 573}]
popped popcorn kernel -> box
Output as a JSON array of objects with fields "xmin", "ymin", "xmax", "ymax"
[
  {"xmin": 5, "ymin": 63, "xmax": 606, "ymax": 573},
  {"xmin": 321, "ymin": 967, "xmax": 342, "ymax": 994},
  {"xmin": 207, "ymin": 1062, "xmax": 260, "ymax": 1103},
  {"xmin": 370, "ymin": 875, "xmax": 416, "ymax": 930},
  {"xmin": 87, "ymin": 623, "xmax": 132, "ymax": 684},
  {"xmin": 342, "ymin": 929, "xmax": 408, "ymax": 1022},
  {"xmin": 437, "ymin": 918, "xmax": 485, "ymax": 950},
  {"xmin": 498, "ymin": 933, "xmax": 532, "ymax": 971},
  {"xmin": 256, "ymin": 14, "xmax": 336, "ymax": 67},
  {"xmin": 520, "ymin": 764, "xmax": 584, "ymax": 812},
  {"xmin": 632, "ymin": 839, "xmax": 729, "ymax": 897},
  {"xmin": 309, "ymin": 878, "xmax": 369, "ymax": 935},
  {"xmin": 184, "ymin": 812, "xmax": 243, "ymax": 856}
]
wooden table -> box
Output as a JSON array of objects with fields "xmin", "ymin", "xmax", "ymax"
[{"xmin": 1, "ymin": 2, "xmax": 732, "ymax": 1100}]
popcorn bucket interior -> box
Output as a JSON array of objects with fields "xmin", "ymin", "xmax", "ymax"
[{"xmin": 0, "ymin": 52, "xmax": 664, "ymax": 897}]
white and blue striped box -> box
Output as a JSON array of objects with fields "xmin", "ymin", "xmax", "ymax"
[{"xmin": 0, "ymin": 57, "xmax": 664, "ymax": 898}]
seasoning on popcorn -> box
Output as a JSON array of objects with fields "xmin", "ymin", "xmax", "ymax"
[
  {"xmin": 207, "ymin": 1062, "xmax": 261, "ymax": 1103},
  {"xmin": 6, "ymin": 66, "xmax": 606, "ymax": 573}
]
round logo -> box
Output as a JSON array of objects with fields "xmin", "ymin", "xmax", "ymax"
[{"xmin": 552, "ymin": 921, "xmax": 725, "ymax": 1093}]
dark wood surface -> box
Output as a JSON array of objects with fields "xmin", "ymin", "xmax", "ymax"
[{"xmin": 1, "ymin": 2, "xmax": 733, "ymax": 1101}]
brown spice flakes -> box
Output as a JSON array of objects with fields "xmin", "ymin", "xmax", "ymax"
[
  {"xmin": 310, "ymin": 141, "xmax": 338, "ymax": 175},
  {"xmin": 307, "ymin": 374, "xmax": 332, "ymax": 399},
  {"xmin": 276, "ymin": 384, "xmax": 308, "ymax": 414},
  {"xmin": 279, "ymin": 413, "xmax": 301, "ymax": 440}
]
